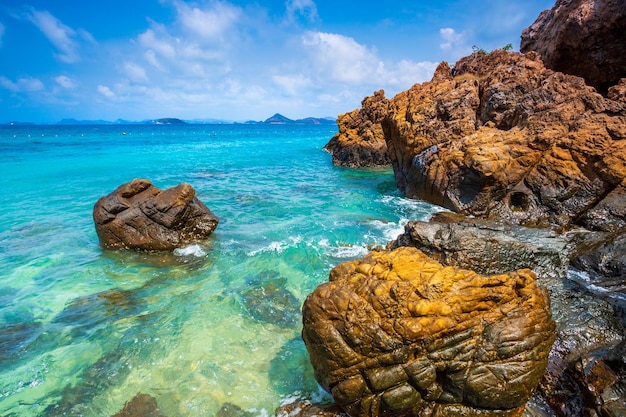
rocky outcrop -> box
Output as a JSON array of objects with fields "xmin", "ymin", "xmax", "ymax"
[
  {"xmin": 388, "ymin": 213, "xmax": 626, "ymax": 417},
  {"xmin": 324, "ymin": 91, "xmax": 390, "ymax": 168},
  {"xmin": 302, "ymin": 246, "xmax": 556, "ymax": 417},
  {"xmin": 370, "ymin": 50, "xmax": 626, "ymax": 231},
  {"xmin": 520, "ymin": 0, "xmax": 626, "ymax": 92},
  {"xmin": 93, "ymin": 179, "xmax": 218, "ymax": 251}
]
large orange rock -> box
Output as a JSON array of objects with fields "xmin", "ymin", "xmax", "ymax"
[
  {"xmin": 324, "ymin": 91, "xmax": 390, "ymax": 168},
  {"xmin": 302, "ymin": 247, "xmax": 556, "ymax": 417},
  {"xmin": 372, "ymin": 50, "xmax": 626, "ymax": 231}
]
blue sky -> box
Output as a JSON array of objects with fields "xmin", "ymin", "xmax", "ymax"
[{"xmin": 0, "ymin": 0, "xmax": 554, "ymax": 123}]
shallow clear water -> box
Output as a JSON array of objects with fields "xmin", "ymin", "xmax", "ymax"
[{"xmin": 0, "ymin": 124, "xmax": 440, "ymax": 416}]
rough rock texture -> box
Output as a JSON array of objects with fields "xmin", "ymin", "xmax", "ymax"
[
  {"xmin": 388, "ymin": 212, "xmax": 573, "ymax": 281},
  {"xmin": 389, "ymin": 213, "xmax": 626, "ymax": 417},
  {"xmin": 324, "ymin": 91, "xmax": 390, "ymax": 168},
  {"xmin": 371, "ymin": 50, "xmax": 626, "ymax": 232},
  {"xmin": 302, "ymin": 246, "xmax": 556, "ymax": 417},
  {"xmin": 93, "ymin": 179, "xmax": 218, "ymax": 251},
  {"xmin": 520, "ymin": 0, "xmax": 626, "ymax": 92}
]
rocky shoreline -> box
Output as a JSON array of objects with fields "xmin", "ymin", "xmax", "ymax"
[
  {"xmin": 304, "ymin": 0, "xmax": 625, "ymax": 416},
  {"xmin": 102, "ymin": 1, "xmax": 625, "ymax": 416}
]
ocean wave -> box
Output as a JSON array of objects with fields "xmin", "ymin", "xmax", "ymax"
[
  {"xmin": 247, "ymin": 236, "xmax": 303, "ymax": 256},
  {"xmin": 378, "ymin": 194, "xmax": 445, "ymax": 221},
  {"xmin": 173, "ymin": 244, "xmax": 207, "ymax": 257},
  {"xmin": 318, "ymin": 239, "xmax": 369, "ymax": 259}
]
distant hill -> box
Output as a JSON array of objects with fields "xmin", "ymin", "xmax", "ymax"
[
  {"xmin": 2, "ymin": 114, "xmax": 336, "ymax": 126},
  {"xmin": 245, "ymin": 113, "xmax": 336, "ymax": 125}
]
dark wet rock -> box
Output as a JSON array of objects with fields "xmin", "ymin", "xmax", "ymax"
[
  {"xmin": 93, "ymin": 178, "xmax": 218, "ymax": 251},
  {"xmin": 388, "ymin": 212, "xmax": 574, "ymax": 281},
  {"xmin": 242, "ymin": 271, "xmax": 300, "ymax": 326},
  {"xmin": 276, "ymin": 401, "xmax": 347, "ymax": 417},
  {"xmin": 216, "ymin": 402, "xmax": 255, "ymax": 417},
  {"xmin": 112, "ymin": 393, "xmax": 166, "ymax": 417},
  {"xmin": 324, "ymin": 91, "xmax": 390, "ymax": 168},
  {"xmin": 302, "ymin": 246, "xmax": 555, "ymax": 417},
  {"xmin": 520, "ymin": 0, "xmax": 626, "ymax": 92}
]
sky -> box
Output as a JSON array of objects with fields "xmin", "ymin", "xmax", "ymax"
[{"xmin": 0, "ymin": 0, "xmax": 555, "ymax": 123}]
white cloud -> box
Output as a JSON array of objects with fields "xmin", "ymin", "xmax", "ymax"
[
  {"xmin": 0, "ymin": 76, "xmax": 45, "ymax": 92},
  {"xmin": 121, "ymin": 62, "xmax": 148, "ymax": 83},
  {"xmin": 302, "ymin": 31, "xmax": 379, "ymax": 84},
  {"xmin": 439, "ymin": 27, "xmax": 464, "ymax": 51},
  {"xmin": 301, "ymin": 31, "xmax": 436, "ymax": 93},
  {"xmin": 138, "ymin": 27, "xmax": 176, "ymax": 61},
  {"xmin": 173, "ymin": 0, "xmax": 240, "ymax": 42},
  {"xmin": 24, "ymin": 8, "xmax": 81, "ymax": 63},
  {"xmin": 285, "ymin": 0, "xmax": 318, "ymax": 24},
  {"xmin": 272, "ymin": 73, "xmax": 311, "ymax": 95},
  {"xmin": 54, "ymin": 75, "xmax": 76, "ymax": 88},
  {"xmin": 97, "ymin": 85, "xmax": 115, "ymax": 98}
]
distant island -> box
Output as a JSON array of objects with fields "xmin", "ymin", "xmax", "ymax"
[
  {"xmin": 245, "ymin": 113, "xmax": 336, "ymax": 125},
  {"xmin": 3, "ymin": 114, "xmax": 336, "ymax": 126}
]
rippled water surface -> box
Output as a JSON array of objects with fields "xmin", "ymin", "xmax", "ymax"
[{"xmin": 0, "ymin": 124, "xmax": 440, "ymax": 416}]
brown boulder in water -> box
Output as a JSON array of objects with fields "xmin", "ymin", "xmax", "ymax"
[{"xmin": 93, "ymin": 178, "xmax": 218, "ymax": 251}]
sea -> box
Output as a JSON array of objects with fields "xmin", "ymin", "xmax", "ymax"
[{"xmin": 0, "ymin": 123, "xmax": 441, "ymax": 417}]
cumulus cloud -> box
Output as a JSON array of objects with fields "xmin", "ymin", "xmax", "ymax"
[
  {"xmin": 121, "ymin": 62, "xmax": 149, "ymax": 83},
  {"xmin": 54, "ymin": 75, "xmax": 76, "ymax": 88},
  {"xmin": 439, "ymin": 27, "xmax": 464, "ymax": 51},
  {"xmin": 285, "ymin": 0, "xmax": 318, "ymax": 24},
  {"xmin": 301, "ymin": 31, "xmax": 436, "ymax": 92},
  {"xmin": 0, "ymin": 76, "xmax": 45, "ymax": 92},
  {"xmin": 24, "ymin": 8, "xmax": 82, "ymax": 63},
  {"xmin": 97, "ymin": 85, "xmax": 115, "ymax": 98},
  {"xmin": 302, "ymin": 31, "xmax": 379, "ymax": 84},
  {"xmin": 136, "ymin": 2, "xmax": 239, "ymax": 79},
  {"xmin": 173, "ymin": 0, "xmax": 240, "ymax": 41}
]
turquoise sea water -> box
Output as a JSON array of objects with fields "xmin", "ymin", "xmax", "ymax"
[{"xmin": 0, "ymin": 124, "xmax": 440, "ymax": 416}]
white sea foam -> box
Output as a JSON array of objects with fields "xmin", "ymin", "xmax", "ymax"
[
  {"xmin": 247, "ymin": 235, "xmax": 303, "ymax": 256},
  {"xmin": 318, "ymin": 239, "xmax": 369, "ymax": 259},
  {"xmin": 173, "ymin": 244, "xmax": 207, "ymax": 257}
]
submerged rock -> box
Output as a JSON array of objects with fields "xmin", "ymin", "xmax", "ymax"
[
  {"xmin": 302, "ymin": 247, "xmax": 555, "ymax": 417},
  {"xmin": 242, "ymin": 271, "xmax": 300, "ymax": 326},
  {"xmin": 112, "ymin": 393, "xmax": 166, "ymax": 417},
  {"xmin": 93, "ymin": 178, "xmax": 219, "ymax": 251},
  {"xmin": 520, "ymin": 0, "xmax": 626, "ymax": 92},
  {"xmin": 324, "ymin": 91, "xmax": 390, "ymax": 168}
]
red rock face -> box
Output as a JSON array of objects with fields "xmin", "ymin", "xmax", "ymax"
[
  {"xmin": 520, "ymin": 0, "xmax": 626, "ymax": 92},
  {"xmin": 324, "ymin": 91, "xmax": 390, "ymax": 168},
  {"xmin": 93, "ymin": 178, "xmax": 219, "ymax": 251},
  {"xmin": 373, "ymin": 50, "xmax": 626, "ymax": 231}
]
